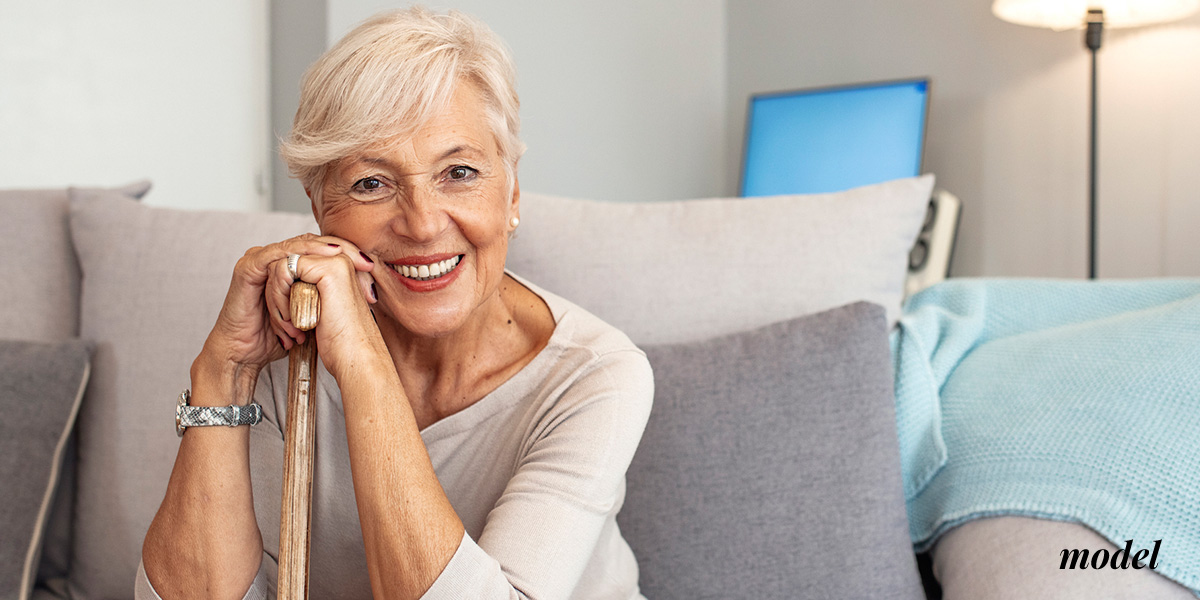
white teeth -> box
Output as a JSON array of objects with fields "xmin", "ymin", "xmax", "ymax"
[{"xmin": 395, "ymin": 255, "xmax": 461, "ymax": 281}]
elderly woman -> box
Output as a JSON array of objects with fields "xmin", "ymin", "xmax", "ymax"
[{"xmin": 137, "ymin": 7, "xmax": 652, "ymax": 600}]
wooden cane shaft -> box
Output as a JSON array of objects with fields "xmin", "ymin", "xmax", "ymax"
[{"xmin": 279, "ymin": 281, "xmax": 319, "ymax": 600}]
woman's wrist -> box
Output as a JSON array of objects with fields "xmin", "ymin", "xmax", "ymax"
[
  {"xmin": 190, "ymin": 350, "xmax": 261, "ymax": 407},
  {"xmin": 319, "ymin": 313, "xmax": 392, "ymax": 380},
  {"xmin": 326, "ymin": 340, "xmax": 393, "ymax": 386}
]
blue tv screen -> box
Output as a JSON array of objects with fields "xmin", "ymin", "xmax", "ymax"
[{"xmin": 740, "ymin": 78, "xmax": 928, "ymax": 197}]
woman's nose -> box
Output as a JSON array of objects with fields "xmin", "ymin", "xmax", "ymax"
[{"xmin": 393, "ymin": 187, "xmax": 446, "ymax": 241}]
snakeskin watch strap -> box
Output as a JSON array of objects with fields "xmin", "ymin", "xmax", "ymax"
[{"xmin": 176, "ymin": 389, "xmax": 264, "ymax": 437}]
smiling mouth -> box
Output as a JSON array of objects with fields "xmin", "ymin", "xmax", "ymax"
[{"xmin": 391, "ymin": 255, "xmax": 463, "ymax": 281}]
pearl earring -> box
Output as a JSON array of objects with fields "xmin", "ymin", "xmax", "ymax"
[{"xmin": 510, "ymin": 216, "xmax": 520, "ymax": 228}]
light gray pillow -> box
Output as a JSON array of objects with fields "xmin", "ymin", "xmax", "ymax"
[
  {"xmin": 507, "ymin": 175, "xmax": 934, "ymax": 345},
  {"xmin": 620, "ymin": 302, "xmax": 924, "ymax": 599},
  {"xmin": 0, "ymin": 181, "xmax": 150, "ymax": 343},
  {"xmin": 0, "ymin": 339, "xmax": 90, "ymax": 600},
  {"xmin": 67, "ymin": 189, "xmax": 317, "ymax": 599}
]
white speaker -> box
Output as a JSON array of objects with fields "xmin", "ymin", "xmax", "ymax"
[{"xmin": 904, "ymin": 189, "xmax": 961, "ymax": 299}]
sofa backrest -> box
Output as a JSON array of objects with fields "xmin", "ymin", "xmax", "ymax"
[
  {"xmin": 508, "ymin": 175, "xmax": 934, "ymax": 344},
  {"xmin": 14, "ymin": 175, "xmax": 929, "ymax": 598}
]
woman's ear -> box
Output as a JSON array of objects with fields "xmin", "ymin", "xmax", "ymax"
[
  {"xmin": 509, "ymin": 175, "xmax": 520, "ymax": 220},
  {"xmin": 506, "ymin": 176, "xmax": 521, "ymax": 239}
]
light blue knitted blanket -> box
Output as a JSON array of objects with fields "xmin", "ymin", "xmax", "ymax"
[{"xmin": 891, "ymin": 278, "xmax": 1200, "ymax": 594}]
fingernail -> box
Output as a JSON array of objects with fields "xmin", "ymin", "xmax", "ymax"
[
  {"xmin": 327, "ymin": 243, "xmax": 340, "ymax": 248},
  {"xmin": 360, "ymin": 251, "xmax": 374, "ymax": 264},
  {"xmin": 370, "ymin": 283, "xmax": 378, "ymax": 301}
]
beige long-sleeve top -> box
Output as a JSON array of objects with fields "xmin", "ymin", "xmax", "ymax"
[{"xmin": 137, "ymin": 277, "xmax": 654, "ymax": 599}]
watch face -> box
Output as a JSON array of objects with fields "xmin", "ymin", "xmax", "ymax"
[{"xmin": 176, "ymin": 391, "xmax": 188, "ymax": 437}]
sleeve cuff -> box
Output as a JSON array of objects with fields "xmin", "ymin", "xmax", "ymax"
[
  {"xmin": 420, "ymin": 531, "xmax": 516, "ymax": 600},
  {"xmin": 135, "ymin": 556, "xmax": 272, "ymax": 600}
]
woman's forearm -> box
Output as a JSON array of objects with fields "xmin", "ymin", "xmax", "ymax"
[
  {"xmin": 338, "ymin": 357, "xmax": 465, "ymax": 600},
  {"xmin": 141, "ymin": 354, "xmax": 265, "ymax": 600}
]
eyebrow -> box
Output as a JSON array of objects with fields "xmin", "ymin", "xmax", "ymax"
[
  {"xmin": 434, "ymin": 144, "xmax": 485, "ymax": 162},
  {"xmin": 359, "ymin": 144, "xmax": 485, "ymax": 167}
]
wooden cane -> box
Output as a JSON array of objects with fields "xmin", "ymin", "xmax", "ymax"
[{"xmin": 279, "ymin": 281, "xmax": 320, "ymax": 600}]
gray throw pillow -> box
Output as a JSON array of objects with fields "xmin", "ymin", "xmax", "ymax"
[
  {"xmin": 0, "ymin": 182, "xmax": 150, "ymax": 343},
  {"xmin": 0, "ymin": 339, "xmax": 90, "ymax": 600},
  {"xmin": 620, "ymin": 302, "xmax": 924, "ymax": 600}
]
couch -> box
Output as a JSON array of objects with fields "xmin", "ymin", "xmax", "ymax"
[{"xmin": 5, "ymin": 176, "xmax": 1192, "ymax": 599}]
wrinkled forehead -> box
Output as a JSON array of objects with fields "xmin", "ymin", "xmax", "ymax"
[{"xmin": 346, "ymin": 86, "xmax": 499, "ymax": 162}]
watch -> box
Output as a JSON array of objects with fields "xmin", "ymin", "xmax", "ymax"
[{"xmin": 175, "ymin": 389, "xmax": 264, "ymax": 437}]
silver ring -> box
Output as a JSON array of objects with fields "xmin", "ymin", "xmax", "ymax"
[{"xmin": 286, "ymin": 253, "xmax": 301, "ymax": 282}]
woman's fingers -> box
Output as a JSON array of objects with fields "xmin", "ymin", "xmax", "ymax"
[
  {"xmin": 312, "ymin": 237, "xmax": 377, "ymax": 302},
  {"xmin": 295, "ymin": 234, "xmax": 375, "ymax": 274},
  {"xmin": 323, "ymin": 238, "xmax": 375, "ymax": 274},
  {"xmin": 206, "ymin": 233, "xmax": 377, "ymax": 373},
  {"xmin": 265, "ymin": 256, "xmax": 309, "ymax": 345},
  {"xmin": 269, "ymin": 309, "xmax": 297, "ymax": 352},
  {"xmin": 264, "ymin": 249, "xmax": 374, "ymax": 342},
  {"xmin": 358, "ymin": 270, "xmax": 378, "ymax": 305},
  {"xmin": 241, "ymin": 236, "xmax": 346, "ymax": 284},
  {"xmin": 253, "ymin": 234, "xmax": 370, "ymax": 324},
  {"xmin": 236, "ymin": 234, "xmax": 370, "ymax": 297}
]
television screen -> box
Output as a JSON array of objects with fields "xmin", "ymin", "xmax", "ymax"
[{"xmin": 740, "ymin": 78, "xmax": 929, "ymax": 197}]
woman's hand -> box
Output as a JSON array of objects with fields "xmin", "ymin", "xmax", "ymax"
[
  {"xmin": 262, "ymin": 236, "xmax": 387, "ymax": 377},
  {"xmin": 198, "ymin": 234, "xmax": 377, "ymax": 387}
]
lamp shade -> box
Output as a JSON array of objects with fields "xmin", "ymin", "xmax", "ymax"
[{"xmin": 993, "ymin": 0, "xmax": 1200, "ymax": 31}]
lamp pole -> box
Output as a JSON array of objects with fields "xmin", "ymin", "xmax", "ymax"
[
  {"xmin": 1085, "ymin": 9, "xmax": 1103, "ymax": 279},
  {"xmin": 993, "ymin": 0, "xmax": 1200, "ymax": 278}
]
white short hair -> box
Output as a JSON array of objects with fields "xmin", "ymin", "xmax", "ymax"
[{"xmin": 280, "ymin": 6, "xmax": 525, "ymax": 205}]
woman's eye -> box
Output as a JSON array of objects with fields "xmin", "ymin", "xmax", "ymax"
[
  {"xmin": 353, "ymin": 177, "xmax": 385, "ymax": 192},
  {"xmin": 447, "ymin": 166, "xmax": 477, "ymax": 181}
]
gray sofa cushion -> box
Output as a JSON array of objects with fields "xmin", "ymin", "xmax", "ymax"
[
  {"xmin": 621, "ymin": 301, "xmax": 923, "ymax": 600},
  {"xmin": 0, "ymin": 339, "xmax": 90, "ymax": 600},
  {"xmin": 507, "ymin": 175, "xmax": 934, "ymax": 345},
  {"xmin": 66, "ymin": 189, "xmax": 317, "ymax": 599},
  {"xmin": 0, "ymin": 182, "xmax": 149, "ymax": 343}
]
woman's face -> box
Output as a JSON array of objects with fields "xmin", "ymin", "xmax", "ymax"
[{"xmin": 315, "ymin": 80, "xmax": 518, "ymax": 338}]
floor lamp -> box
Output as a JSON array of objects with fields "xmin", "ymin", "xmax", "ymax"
[{"xmin": 991, "ymin": 0, "xmax": 1200, "ymax": 279}]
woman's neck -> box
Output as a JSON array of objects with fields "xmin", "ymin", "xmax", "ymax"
[{"xmin": 373, "ymin": 275, "xmax": 554, "ymax": 426}]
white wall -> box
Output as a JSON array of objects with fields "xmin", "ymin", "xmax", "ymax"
[
  {"xmin": 0, "ymin": 0, "xmax": 270, "ymax": 212},
  {"xmin": 9, "ymin": 1, "xmax": 1194, "ymax": 276},
  {"xmin": 324, "ymin": 0, "xmax": 728, "ymax": 203},
  {"xmin": 726, "ymin": 1, "xmax": 1200, "ymax": 278},
  {"xmin": 272, "ymin": 0, "xmax": 329, "ymax": 214}
]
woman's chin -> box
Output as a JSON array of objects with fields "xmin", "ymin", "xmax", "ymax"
[{"xmin": 376, "ymin": 304, "xmax": 471, "ymax": 340}]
